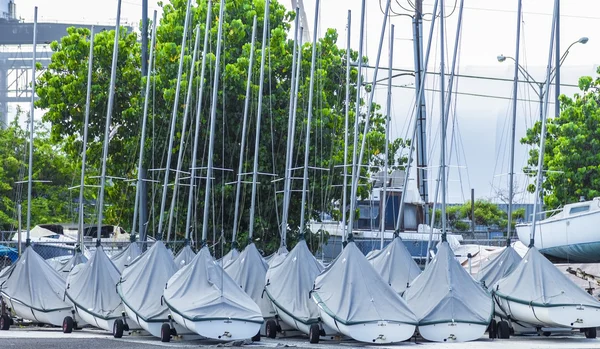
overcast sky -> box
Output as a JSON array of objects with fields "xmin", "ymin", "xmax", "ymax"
[{"xmin": 8, "ymin": 0, "xmax": 600, "ymax": 205}]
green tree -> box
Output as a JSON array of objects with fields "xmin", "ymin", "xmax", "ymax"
[
  {"xmin": 35, "ymin": 0, "xmax": 406, "ymax": 255},
  {"xmin": 432, "ymin": 200, "xmax": 525, "ymax": 235},
  {"xmin": 521, "ymin": 68, "xmax": 600, "ymax": 209}
]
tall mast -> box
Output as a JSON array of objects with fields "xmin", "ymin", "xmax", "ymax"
[
  {"xmin": 185, "ymin": 0, "xmax": 213, "ymax": 245},
  {"xmin": 96, "ymin": 0, "xmax": 122, "ymax": 246},
  {"xmin": 279, "ymin": 7, "xmax": 301, "ymax": 248},
  {"xmin": 166, "ymin": 25, "xmax": 202, "ymax": 242},
  {"xmin": 248, "ymin": 0, "xmax": 271, "ymax": 241},
  {"xmin": 380, "ymin": 24, "xmax": 394, "ymax": 249},
  {"xmin": 439, "ymin": 0, "xmax": 447, "ymax": 241},
  {"xmin": 341, "ymin": 10, "xmax": 351, "ymax": 246},
  {"xmin": 201, "ymin": 0, "xmax": 226, "ymax": 245},
  {"xmin": 156, "ymin": 0, "xmax": 193, "ymax": 239},
  {"xmin": 132, "ymin": 11, "xmax": 158, "ymax": 239},
  {"xmin": 298, "ymin": 0, "xmax": 320, "ymax": 236},
  {"xmin": 507, "ymin": 0, "xmax": 523, "ymax": 246},
  {"xmin": 25, "ymin": 6, "xmax": 37, "ymax": 246},
  {"xmin": 77, "ymin": 26, "xmax": 95, "ymax": 249}
]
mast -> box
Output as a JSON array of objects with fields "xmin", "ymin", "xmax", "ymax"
[
  {"xmin": 507, "ymin": 0, "xmax": 523, "ymax": 246},
  {"xmin": 185, "ymin": 0, "xmax": 213, "ymax": 245},
  {"xmin": 248, "ymin": 0, "xmax": 271, "ymax": 241},
  {"xmin": 77, "ymin": 26, "xmax": 95, "ymax": 249},
  {"xmin": 279, "ymin": 7, "xmax": 301, "ymax": 248},
  {"xmin": 96, "ymin": 0, "xmax": 122, "ymax": 246},
  {"xmin": 166, "ymin": 25, "xmax": 202, "ymax": 242},
  {"xmin": 298, "ymin": 0, "xmax": 320, "ymax": 236},
  {"xmin": 341, "ymin": 10, "xmax": 350, "ymax": 247},
  {"xmin": 156, "ymin": 0, "xmax": 193, "ymax": 239},
  {"xmin": 132, "ymin": 11, "xmax": 158, "ymax": 239},
  {"xmin": 414, "ymin": 0, "xmax": 429, "ymax": 217},
  {"xmin": 347, "ymin": 0, "xmax": 391, "ymax": 242},
  {"xmin": 530, "ymin": 0, "xmax": 558, "ymax": 247},
  {"xmin": 439, "ymin": 0, "xmax": 447, "ymax": 241},
  {"xmin": 201, "ymin": 0, "xmax": 226, "ymax": 245},
  {"xmin": 380, "ymin": 24, "xmax": 394, "ymax": 249},
  {"xmin": 25, "ymin": 6, "xmax": 37, "ymax": 246}
]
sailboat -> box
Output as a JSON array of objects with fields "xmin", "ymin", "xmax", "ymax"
[
  {"xmin": 111, "ymin": 239, "xmax": 142, "ymax": 272},
  {"xmin": 163, "ymin": 0, "xmax": 263, "ymax": 340},
  {"xmin": 174, "ymin": 245, "xmax": 196, "ymax": 269},
  {"xmin": 0, "ymin": 7, "xmax": 74, "ymax": 331},
  {"xmin": 491, "ymin": 0, "xmax": 600, "ymax": 339},
  {"xmin": 63, "ymin": 0, "xmax": 139, "ymax": 337}
]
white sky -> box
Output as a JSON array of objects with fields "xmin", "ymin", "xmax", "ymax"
[{"xmin": 9, "ymin": 0, "xmax": 600, "ymax": 204}]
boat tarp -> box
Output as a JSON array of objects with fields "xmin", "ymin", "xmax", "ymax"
[
  {"xmin": 265, "ymin": 239, "xmax": 323, "ymax": 325},
  {"xmin": 403, "ymin": 242, "xmax": 493, "ymax": 326},
  {"xmin": 111, "ymin": 242, "xmax": 142, "ymax": 272},
  {"xmin": 65, "ymin": 246, "xmax": 123, "ymax": 320},
  {"xmin": 476, "ymin": 246, "xmax": 522, "ymax": 288},
  {"xmin": 174, "ymin": 245, "xmax": 196, "ymax": 269},
  {"xmin": 48, "ymin": 251, "xmax": 88, "ymax": 279},
  {"xmin": 163, "ymin": 246, "xmax": 263, "ymax": 323},
  {"xmin": 312, "ymin": 241, "xmax": 417, "ymax": 326},
  {"xmin": 367, "ymin": 237, "xmax": 421, "ymax": 294},
  {"xmin": 267, "ymin": 246, "xmax": 289, "ymax": 268},
  {"xmin": 118, "ymin": 241, "xmax": 177, "ymax": 322},
  {"xmin": 0, "ymin": 246, "xmax": 71, "ymax": 313},
  {"xmin": 224, "ymin": 243, "xmax": 274, "ymax": 318},
  {"xmin": 493, "ymin": 247, "xmax": 600, "ymax": 308}
]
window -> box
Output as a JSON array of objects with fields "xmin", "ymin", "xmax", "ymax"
[{"xmin": 569, "ymin": 205, "xmax": 590, "ymax": 215}]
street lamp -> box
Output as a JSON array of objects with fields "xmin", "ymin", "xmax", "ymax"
[{"xmin": 497, "ymin": 37, "xmax": 588, "ymax": 122}]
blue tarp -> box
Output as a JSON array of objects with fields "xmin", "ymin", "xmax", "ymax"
[{"xmin": 0, "ymin": 246, "xmax": 18, "ymax": 263}]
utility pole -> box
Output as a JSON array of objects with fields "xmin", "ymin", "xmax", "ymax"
[
  {"xmin": 139, "ymin": 0, "xmax": 149, "ymax": 242},
  {"xmin": 413, "ymin": 0, "xmax": 429, "ymax": 225}
]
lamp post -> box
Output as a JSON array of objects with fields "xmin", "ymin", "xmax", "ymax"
[{"xmin": 497, "ymin": 37, "xmax": 587, "ymax": 123}]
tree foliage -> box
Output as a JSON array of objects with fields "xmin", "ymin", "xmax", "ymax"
[
  {"xmin": 433, "ymin": 199, "xmax": 525, "ymax": 234},
  {"xmin": 34, "ymin": 0, "xmax": 407, "ymax": 255},
  {"xmin": 521, "ymin": 68, "xmax": 600, "ymax": 209}
]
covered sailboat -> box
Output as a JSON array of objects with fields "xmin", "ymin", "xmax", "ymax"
[
  {"xmin": 367, "ymin": 235, "xmax": 421, "ymax": 294},
  {"xmin": 118, "ymin": 240, "xmax": 194, "ymax": 341},
  {"xmin": 111, "ymin": 241, "xmax": 142, "ymax": 272},
  {"xmin": 163, "ymin": 246, "xmax": 263, "ymax": 340},
  {"xmin": 312, "ymin": 240, "xmax": 417, "ymax": 343},
  {"xmin": 174, "ymin": 244, "xmax": 196, "ymax": 269},
  {"xmin": 48, "ymin": 248, "xmax": 89, "ymax": 279},
  {"xmin": 476, "ymin": 245, "xmax": 521, "ymax": 289},
  {"xmin": 265, "ymin": 239, "xmax": 337, "ymax": 340},
  {"xmin": 404, "ymin": 242, "xmax": 493, "ymax": 342},
  {"xmin": 0, "ymin": 246, "xmax": 73, "ymax": 328}
]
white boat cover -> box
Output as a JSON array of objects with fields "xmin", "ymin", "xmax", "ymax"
[
  {"xmin": 118, "ymin": 240, "xmax": 177, "ymax": 321},
  {"xmin": 403, "ymin": 241, "xmax": 493, "ymax": 326},
  {"xmin": 217, "ymin": 247, "xmax": 239, "ymax": 268},
  {"xmin": 163, "ymin": 246, "xmax": 263, "ymax": 324},
  {"xmin": 224, "ymin": 243, "xmax": 274, "ymax": 318},
  {"xmin": 312, "ymin": 241, "xmax": 417, "ymax": 325},
  {"xmin": 174, "ymin": 245, "xmax": 196, "ymax": 269},
  {"xmin": 367, "ymin": 237, "xmax": 421, "ymax": 294},
  {"xmin": 267, "ymin": 246, "xmax": 289, "ymax": 267},
  {"xmin": 48, "ymin": 251, "xmax": 88, "ymax": 279},
  {"xmin": 476, "ymin": 246, "xmax": 522, "ymax": 289},
  {"xmin": 65, "ymin": 245, "xmax": 123, "ymax": 320},
  {"xmin": 0, "ymin": 246, "xmax": 71, "ymax": 313},
  {"xmin": 111, "ymin": 242, "xmax": 142, "ymax": 272},
  {"xmin": 265, "ymin": 239, "xmax": 323, "ymax": 325},
  {"xmin": 492, "ymin": 247, "xmax": 600, "ymax": 308}
]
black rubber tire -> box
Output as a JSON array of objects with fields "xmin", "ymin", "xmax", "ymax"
[
  {"xmin": 265, "ymin": 319, "xmax": 277, "ymax": 339},
  {"xmin": 309, "ymin": 324, "xmax": 320, "ymax": 344},
  {"xmin": 251, "ymin": 331, "xmax": 261, "ymax": 342},
  {"xmin": 0, "ymin": 314, "xmax": 11, "ymax": 331},
  {"xmin": 62, "ymin": 316, "xmax": 74, "ymax": 334},
  {"xmin": 161, "ymin": 323, "xmax": 171, "ymax": 343},
  {"xmin": 586, "ymin": 327, "xmax": 597, "ymax": 339},
  {"xmin": 113, "ymin": 319, "xmax": 124, "ymax": 338},
  {"xmin": 497, "ymin": 320, "xmax": 510, "ymax": 339},
  {"xmin": 488, "ymin": 319, "xmax": 497, "ymax": 339},
  {"xmin": 542, "ymin": 331, "xmax": 551, "ymax": 337}
]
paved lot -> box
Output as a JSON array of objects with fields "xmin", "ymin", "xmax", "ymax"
[{"xmin": 2, "ymin": 327, "xmax": 600, "ymax": 348}]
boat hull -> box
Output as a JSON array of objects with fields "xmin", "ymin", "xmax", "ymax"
[
  {"xmin": 122, "ymin": 302, "xmax": 195, "ymax": 339},
  {"xmin": 516, "ymin": 207, "xmax": 600, "ymax": 262},
  {"xmin": 317, "ymin": 307, "xmax": 415, "ymax": 343},
  {"xmin": 495, "ymin": 296, "xmax": 600, "ymax": 328},
  {"xmin": 169, "ymin": 311, "xmax": 262, "ymax": 341},
  {"xmin": 271, "ymin": 300, "xmax": 337, "ymax": 337},
  {"xmin": 418, "ymin": 322, "xmax": 487, "ymax": 342},
  {"xmin": 72, "ymin": 302, "xmax": 140, "ymax": 333},
  {"xmin": 3, "ymin": 295, "xmax": 71, "ymax": 327}
]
